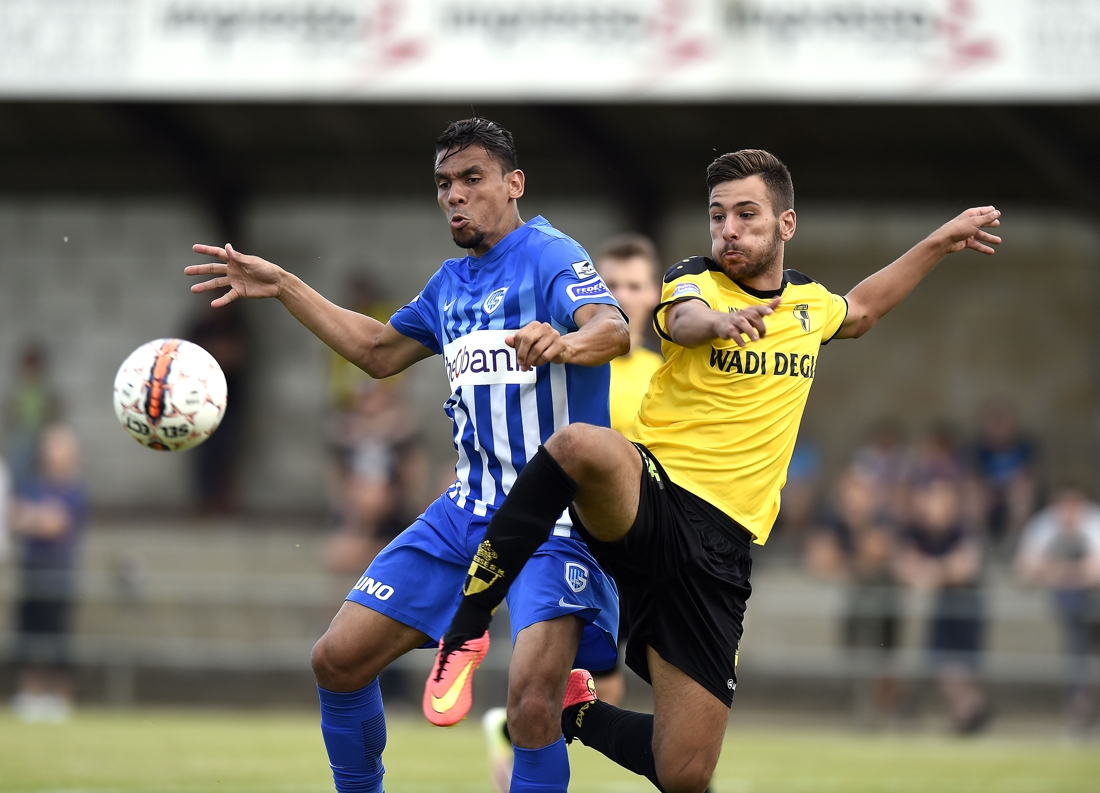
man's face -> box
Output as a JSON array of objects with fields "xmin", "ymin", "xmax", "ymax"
[
  {"xmin": 434, "ymin": 144, "xmax": 523, "ymax": 254},
  {"xmin": 708, "ymin": 175, "xmax": 795, "ymax": 282},
  {"xmin": 598, "ymin": 256, "xmax": 660, "ymax": 328}
]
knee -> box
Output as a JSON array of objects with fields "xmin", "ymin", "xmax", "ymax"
[
  {"xmin": 544, "ymin": 423, "xmax": 603, "ymax": 479},
  {"xmin": 654, "ymin": 753, "xmax": 716, "ymax": 793},
  {"xmin": 506, "ymin": 680, "xmax": 561, "ymax": 748},
  {"xmin": 311, "ymin": 631, "xmax": 373, "ymax": 692}
]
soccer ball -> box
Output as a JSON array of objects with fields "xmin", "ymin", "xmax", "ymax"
[{"xmin": 113, "ymin": 339, "xmax": 228, "ymax": 452}]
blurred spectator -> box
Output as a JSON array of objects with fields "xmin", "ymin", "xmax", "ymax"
[
  {"xmin": 896, "ymin": 475, "xmax": 990, "ymax": 734},
  {"xmin": 775, "ymin": 437, "xmax": 822, "ymax": 546},
  {"xmin": 185, "ymin": 303, "xmax": 250, "ymax": 514},
  {"xmin": 5, "ymin": 343, "xmax": 60, "ymax": 490},
  {"xmin": 0, "ymin": 454, "xmax": 10, "ymax": 563},
  {"xmin": 323, "ymin": 379, "xmax": 430, "ymax": 575},
  {"xmin": 593, "ymin": 233, "xmax": 664, "ymax": 437},
  {"xmin": 1015, "ymin": 486, "xmax": 1100, "ymax": 733},
  {"xmin": 973, "ymin": 400, "xmax": 1039, "ymax": 550},
  {"xmin": 8, "ymin": 425, "xmax": 86, "ymax": 723},
  {"xmin": 850, "ymin": 419, "xmax": 909, "ymax": 523},
  {"xmin": 806, "ymin": 467, "xmax": 900, "ymax": 726}
]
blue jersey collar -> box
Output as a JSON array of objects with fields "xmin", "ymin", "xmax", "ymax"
[{"xmin": 466, "ymin": 215, "xmax": 547, "ymax": 269}]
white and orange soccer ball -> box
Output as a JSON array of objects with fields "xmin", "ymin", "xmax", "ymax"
[{"xmin": 112, "ymin": 339, "xmax": 227, "ymax": 452}]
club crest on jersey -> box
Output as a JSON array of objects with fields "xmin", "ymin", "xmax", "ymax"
[
  {"xmin": 571, "ymin": 260, "xmax": 597, "ymax": 279},
  {"xmin": 483, "ymin": 287, "xmax": 508, "ymax": 315},
  {"xmin": 794, "ymin": 303, "xmax": 811, "ymax": 332},
  {"xmin": 565, "ymin": 562, "xmax": 589, "ymax": 593},
  {"xmin": 567, "ymin": 277, "xmax": 610, "ymax": 302}
]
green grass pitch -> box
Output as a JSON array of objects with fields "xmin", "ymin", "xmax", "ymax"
[{"xmin": 1, "ymin": 709, "xmax": 1098, "ymax": 793}]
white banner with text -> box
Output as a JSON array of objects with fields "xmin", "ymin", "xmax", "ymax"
[{"xmin": 1, "ymin": 0, "xmax": 1098, "ymax": 100}]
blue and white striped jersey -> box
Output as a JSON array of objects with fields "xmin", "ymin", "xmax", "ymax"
[{"xmin": 390, "ymin": 216, "xmax": 621, "ymax": 522}]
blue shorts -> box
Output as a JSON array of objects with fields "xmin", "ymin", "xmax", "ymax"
[{"xmin": 346, "ymin": 496, "xmax": 619, "ymax": 672}]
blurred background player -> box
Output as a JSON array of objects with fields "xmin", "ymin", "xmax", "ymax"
[
  {"xmin": 1016, "ymin": 486, "xmax": 1100, "ymax": 734},
  {"xmin": 8, "ymin": 425, "xmax": 86, "ymax": 722},
  {"xmin": 481, "ymin": 233, "xmax": 664, "ymax": 791},
  {"xmin": 596, "ymin": 234, "xmax": 665, "ymax": 439}
]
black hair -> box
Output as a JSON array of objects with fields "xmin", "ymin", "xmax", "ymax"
[
  {"xmin": 435, "ymin": 118, "xmax": 518, "ymax": 174},
  {"xmin": 706, "ymin": 149, "xmax": 794, "ymax": 213}
]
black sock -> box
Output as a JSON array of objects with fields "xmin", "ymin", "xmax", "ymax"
[
  {"xmin": 445, "ymin": 446, "xmax": 578, "ymax": 643},
  {"xmin": 563, "ymin": 700, "xmax": 663, "ymax": 791}
]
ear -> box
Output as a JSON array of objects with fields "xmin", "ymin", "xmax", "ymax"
[
  {"xmin": 507, "ymin": 169, "xmax": 526, "ymax": 200},
  {"xmin": 779, "ymin": 208, "xmax": 797, "ymax": 242}
]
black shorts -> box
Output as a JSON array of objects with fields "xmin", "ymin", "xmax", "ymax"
[{"xmin": 570, "ymin": 443, "xmax": 752, "ymax": 707}]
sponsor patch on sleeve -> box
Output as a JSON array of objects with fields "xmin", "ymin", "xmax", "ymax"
[
  {"xmin": 571, "ymin": 260, "xmax": 597, "ymax": 279},
  {"xmin": 567, "ymin": 277, "xmax": 611, "ymax": 302},
  {"xmin": 672, "ymin": 282, "xmax": 702, "ymax": 298}
]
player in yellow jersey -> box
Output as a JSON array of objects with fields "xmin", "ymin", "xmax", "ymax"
[{"xmin": 430, "ymin": 149, "xmax": 1001, "ymax": 792}]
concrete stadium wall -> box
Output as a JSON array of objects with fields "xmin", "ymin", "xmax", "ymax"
[{"xmin": 1, "ymin": 198, "xmax": 1097, "ymax": 509}]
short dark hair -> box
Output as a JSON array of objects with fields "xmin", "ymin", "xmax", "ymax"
[
  {"xmin": 706, "ymin": 149, "xmax": 794, "ymax": 213},
  {"xmin": 435, "ymin": 118, "xmax": 518, "ymax": 174},
  {"xmin": 595, "ymin": 233, "xmax": 661, "ymax": 283}
]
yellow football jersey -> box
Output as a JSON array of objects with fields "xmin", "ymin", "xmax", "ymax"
[
  {"xmin": 609, "ymin": 346, "xmax": 664, "ymax": 437},
  {"xmin": 631, "ymin": 257, "xmax": 848, "ymax": 544}
]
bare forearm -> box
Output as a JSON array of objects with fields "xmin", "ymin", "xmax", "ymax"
[
  {"xmin": 276, "ymin": 272, "xmax": 392, "ymax": 376},
  {"xmin": 668, "ymin": 306, "xmax": 723, "ymax": 347},
  {"xmin": 562, "ymin": 312, "xmax": 630, "ymax": 366}
]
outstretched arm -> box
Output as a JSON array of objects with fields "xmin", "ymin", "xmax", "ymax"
[
  {"xmin": 835, "ymin": 207, "xmax": 1001, "ymax": 340},
  {"xmin": 187, "ymin": 244, "xmax": 434, "ymax": 378}
]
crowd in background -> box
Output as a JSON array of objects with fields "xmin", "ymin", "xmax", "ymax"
[{"xmin": 785, "ymin": 409, "xmax": 1100, "ymax": 735}]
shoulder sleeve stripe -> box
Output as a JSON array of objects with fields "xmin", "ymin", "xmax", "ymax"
[
  {"xmin": 663, "ymin": 256, "xmax": 713, "ymax": 283},
  {"xmin": 822, "ymin": 295, "xmax": 849, "ymax": 346}
]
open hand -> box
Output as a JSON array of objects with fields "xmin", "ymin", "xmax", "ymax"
[
  {"xmin": 186, "ymin": 243, "xmax": 284, "ymax": 307},
  {"xmin": 937, "ymin": 207, "xmax": 1002, "ymax": 256}
]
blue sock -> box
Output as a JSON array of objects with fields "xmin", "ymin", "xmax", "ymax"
[
  {"xmin": 510, "ymin": 736, "xmax": 570, "ymax": 793},
  {"xmin": 318, "ymin": 681, "xmax": 386, "ymax": 793}
]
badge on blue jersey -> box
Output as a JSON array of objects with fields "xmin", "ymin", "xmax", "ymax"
[
  {"xmin": 572, "ymin": 260, "xmax": 597, "ymax": 279},
  {"xmin": 565, "ymin": 562, "xmax": 589, "ymax": 593},
  {"xmin": 567, "ymin": 277, "xmax": 611, "ymax": 302},
  {"xmin": 483, "ymin": 287, "xmax": 508, "ymax": 315}
]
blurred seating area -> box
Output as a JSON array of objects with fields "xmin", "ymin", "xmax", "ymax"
[{"xmin": 764, "ymin": 409, "xmax": 1100, "ymax": 735}]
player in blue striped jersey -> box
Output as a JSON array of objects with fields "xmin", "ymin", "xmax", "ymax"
[{"xmin": 186, "ymin": 118, "xmax": 629, "ymax": 793}]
